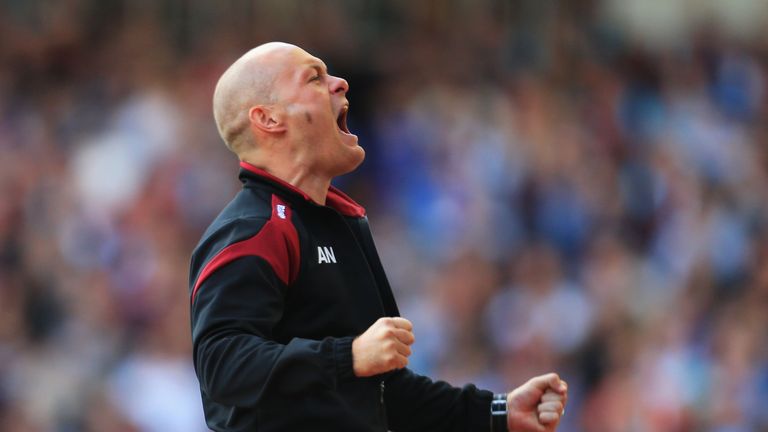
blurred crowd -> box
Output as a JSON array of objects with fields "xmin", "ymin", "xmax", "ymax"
[{"xmin": 1, "ymin": 1, "xmax": 768, "ymax": 431}]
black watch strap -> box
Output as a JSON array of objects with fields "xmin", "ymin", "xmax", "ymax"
[{"xmin": 490, "ymin": 393, "xmax": 508, "ymax": 432}]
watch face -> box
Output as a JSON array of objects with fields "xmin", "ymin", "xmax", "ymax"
[
  {"xmin": 491, "ymin": 402, "xmax": 506, "ymax": 413},
  {"xmin": 490, "ymin": 395, "xmax": 508, "ymax": 431},
  {"xmin": 491, "ymin": 395, "xmax": 508, "ymax": 415}
]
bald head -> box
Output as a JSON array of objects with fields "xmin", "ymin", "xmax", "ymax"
[{"xmin": 212, "ymin": 42, "xmax": 300, "ymax": 153}]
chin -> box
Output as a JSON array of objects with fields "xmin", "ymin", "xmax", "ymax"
[{"xmin": 333, "ymin": 146, "xmax": 366, "ymax": 177}]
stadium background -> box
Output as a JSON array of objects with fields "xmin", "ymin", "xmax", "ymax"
[{"xmin": 1, "ymin": 0, "xmax": 768, "ymax": 430}]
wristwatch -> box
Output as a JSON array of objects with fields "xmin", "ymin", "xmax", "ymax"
[{"xmin": 490, "ymin": 393, "xmax": 508, "ymax": 432}]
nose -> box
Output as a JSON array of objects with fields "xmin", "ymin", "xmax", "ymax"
[{"xmin": 330, "ymin": 75, "xmax": 349, "ymax": 94}]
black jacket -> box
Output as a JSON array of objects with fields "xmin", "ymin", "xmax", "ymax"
[{"xmin": 189, "ymin": 162, "xmax": 494, "ymax": 431}]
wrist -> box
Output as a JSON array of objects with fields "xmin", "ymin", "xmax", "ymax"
[{"xmin": 490, "ymin": 393, "xmax": 508, "ymax": 432}]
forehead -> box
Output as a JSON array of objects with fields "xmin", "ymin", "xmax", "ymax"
[{"xmin": 273, "ymin": 47, "xmax": 327, "ymax": 77}]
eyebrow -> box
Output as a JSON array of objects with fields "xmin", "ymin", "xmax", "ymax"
[{"xmin": 305, "ymin": 61, "xmax": 328, "ymax": 76}]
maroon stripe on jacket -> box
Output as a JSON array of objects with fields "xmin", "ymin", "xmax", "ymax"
[{"xmin": 191, "ymin": 195, "xmax": 300, "ymax": 303}]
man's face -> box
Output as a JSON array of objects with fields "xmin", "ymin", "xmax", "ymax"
[{"xmin": 271, "ymin": 47, "xmax": 365, "ymax": 178}]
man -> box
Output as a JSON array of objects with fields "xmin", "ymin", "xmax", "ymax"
[{"xmin": 189, "ymin": 42, "xmax": 568, "ymax": 432}]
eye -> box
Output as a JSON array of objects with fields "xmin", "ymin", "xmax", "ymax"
[{"xmin": 309, "ymin": 74, "xmax": 322, "ymax": 83}]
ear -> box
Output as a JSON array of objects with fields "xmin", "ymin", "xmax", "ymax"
[{"xmin": 248, "ymin": 105, "xmax": 287, "ymax": 134}]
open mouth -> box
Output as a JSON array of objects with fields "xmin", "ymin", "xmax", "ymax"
[{"xmin": 336, "ymin": 105, "xmax": 351, "ymax": 134}]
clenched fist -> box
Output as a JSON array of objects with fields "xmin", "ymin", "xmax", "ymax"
[
  {"xmin": 507, "ymin": 373, "xmax": 568, "ymax": 432},
  {"xmin": 352, "ymin": 317, "xmax": 415, "ymax": 377}
]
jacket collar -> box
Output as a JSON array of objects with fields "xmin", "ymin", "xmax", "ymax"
[{"xmin": 238, "ymin": 161, "xmax": 366, "ymax": 218}]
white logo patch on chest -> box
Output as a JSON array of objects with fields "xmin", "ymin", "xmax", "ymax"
[
  {"xmin": 276, "ymin": 204, "xmax": 286, "ymax": 219},
  {"xmin": 317, "ymin": 246, "xmax": 337, "ymax": 264}
]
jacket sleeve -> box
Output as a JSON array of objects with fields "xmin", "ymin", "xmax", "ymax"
[
  {"xmin": 384, "ymin": 367, "xmax": 493, "ymax": 432},
  {"xmin": 189, "ymin": 220, "xmax": 355, "ymax": 408}
]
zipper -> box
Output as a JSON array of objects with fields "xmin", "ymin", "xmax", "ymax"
[
  {"xmin": 380, "ymin": 380, "xmax": 385, "ymax": 404},
  {"xmin": 380, "ymin": 380, "xmax": 388, "ymax": 429},
  {"xmin": 356, "ymin": 217, "xmax": 400, "ymax": 316}
]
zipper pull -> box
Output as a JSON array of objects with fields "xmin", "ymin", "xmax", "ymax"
[{"xmin": 380, "ymin": 381, "xmax": 385, "ymax": 404}]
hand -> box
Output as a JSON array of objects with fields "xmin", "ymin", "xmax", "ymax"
[
  {"xmin": 352, "ymin": 317, "xmax": 415, "ymax": 377},
  {"xmin": 507, "ymin": 373, "xmax": 568, "ymax": 432}
]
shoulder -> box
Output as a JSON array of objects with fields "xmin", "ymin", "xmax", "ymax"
[
  {"xmin": 189, "ymin": 192, "xmax": 302, "ymax": 301},
  {"xmin": 203, "ymin": 187, "xmax": 273, "ymax": 236},
  {"xmin": 193, "ymin": 188, "xmax": 301, "ymax": 263}
]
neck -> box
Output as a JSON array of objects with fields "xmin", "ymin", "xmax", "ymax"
[
  {"xmin": 280, "ymin": 168, "xmax": 331, "ymax": 204},
  {"xmin": 240, "ymin": 155, "xmax": 331, "ymax": 204}
]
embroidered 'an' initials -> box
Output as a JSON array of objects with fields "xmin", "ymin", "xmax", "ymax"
[{"xmin": 317, "ymin": 246, "xmax": 337, "ymax": 264}]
